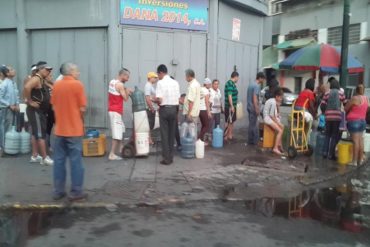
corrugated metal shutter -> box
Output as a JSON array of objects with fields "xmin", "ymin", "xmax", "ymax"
[
  {"xmin": 0, "ymin": 30, "xmax": 18, "ymax": 79},
  {"xmin": 29, "ymin": 28, "xmax": 108, "ymax": 129}
]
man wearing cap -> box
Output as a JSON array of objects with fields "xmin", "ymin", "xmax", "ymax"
[
  {"xmin": 247, "ymin": 72, "xmax": 266, "ymax": 145},
  {"xmin": 145, "ymin": 72, "xmax": 159, "ymax": 144},
  {"xmin": 24, "ymin": 61, "xmax": 54, "ymax": 165},
  {"xmin": 108, "ymin": 68, "xmax": 132, "ymax": 161}
]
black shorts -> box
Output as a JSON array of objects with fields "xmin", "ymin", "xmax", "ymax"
[
  {"xmin": 224, "ymin": 107, "xmax": 237, "ymax": 124},
  {"xmin": 26, "ymin": 107, "xmax": 47, "ymax": 140}
]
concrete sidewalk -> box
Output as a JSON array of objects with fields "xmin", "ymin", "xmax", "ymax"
[{"xmin": 0, "ymin": 137, "xmax": 365, "ymax": 209}]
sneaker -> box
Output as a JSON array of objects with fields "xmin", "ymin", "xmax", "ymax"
[
  {"xmin": 109, "ymin": 154, "xmax": 123, "ymax": 161},
  {"xmin": 30, "ymin": 155, "xmax": 43, "ymax": 163},
  {"xmin": 53, "ymin": 192, "xmax": 66, "ymax": 201},
  {"xmin": 68, "ymin": 193, "xmax": 88, "ymax": 202},
  {"xmin": 41, "ymin": 156, "xmax": 54, "ymax": 166}
]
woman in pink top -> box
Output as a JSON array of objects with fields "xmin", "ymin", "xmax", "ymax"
[{"xmin": 345, "ymin": 84, "xmax": 369, "ymax": 166}]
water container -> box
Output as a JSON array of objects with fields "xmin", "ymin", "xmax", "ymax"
[
  {"xmin": 188, "ymin": 122, "xmax": 197, "ymax": 141},
  {"xmin": 135, "ymin": 132, "xmax": 149, "ymax": 156},
  {"xmin": 180, "ymin": 122, "xmax": 189, "ymax": 139},
  {"xmin": 4, "ymin": 126, "xmax": 20, "ymax": 155},
  {"xmin": 181, "ymin": 134, "xmax": 195, "ymax": 159},
  {"xmin": 364, "ymin": 133, "xmax": 370, "ymax": 153},
  {"xmin": 195, "ymin": 139, "xmax": 205, "ymax": 159},
  {"xmin": 309, "ymin": 131, "xmax": 317, "ymax": 148},
  {"xmin": 212, "ymin": 125, "xmax": 223, "ymax": 148},
  {"xmin": 134, "ymin": 111, "xmax": 150, "ymax": 133},
  {"xmin": 337, "ymin": 141, "xmax": 353, "ymax": 165},
  {"xmin": 86, "ymin": 129, "xmax": 100, "ymax": 138},
  {"xmin": 131, "ymin": 86, "xmax": 146, "ymax": 112},
  {"xmin": 20, "ymin": 128, "xmax": 31, "ymax": 154},
  {"xmin": 315, "ymin": 132, "xmax": 325, "ymax": 156}
]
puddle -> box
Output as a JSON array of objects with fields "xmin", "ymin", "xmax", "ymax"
[{"xmin": 245, "ymin": 169, "xmax": 370, "ymax": 233}]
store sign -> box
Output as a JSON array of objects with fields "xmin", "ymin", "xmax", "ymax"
[
  {"xmin": 120, "ymin": 0, "xmax": 208, "ymax": 31},
  {"xmin": 232, "ymin": 18, "xmax": 241, "ymax": 41}
]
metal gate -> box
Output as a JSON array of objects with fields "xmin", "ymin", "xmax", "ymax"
[{"xmin": 29, "ymin": 28, "xmax": 108, "ymax": 128}]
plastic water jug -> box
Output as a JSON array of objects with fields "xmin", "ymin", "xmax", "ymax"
[
  {"xmin": 188, "ymin": 122, "xmax": 197, "ymax": 141},
  {"xmin": 364, "ymin": 133, "xmax": 370, "ymax": 153},
  {"xmin": 20, "ymin": 128, "xmax": 31, "ymax": 154},
  {"xmin": 180, "ymin": 122, "xmax": 189, "ymax": 139},
  {"xmin": 4, "ymin": 126, "xmax": 20, "ymax": 155},
  {"xmin": 337, "ymin": 141, "xmax": 353, "ymax": 165},
  {"xmin": 315, "ymin": 132, "xmax": 325, "ymax": 156},
  {"xmin": 181, "ymin": 133, "xmax": 195, "ymax": 159},
  {"xmin": 134, "ymin": 111, "xmax": 150, "ymax": 133},
  {"xmin": 212, "ymin": 125, "xmax": 223, "ymax": 148},
  {"xmin": 195, "ymin": 139, "xmax": 205, "ymax": 159},
  {"xmin": 135, "ymin": 132, "xmax": 149, "ymax": 156},
  {"xmin": 131, "ymin": 86, "xmax": 146, "ymax": 112},
  {"xmin": 86, "ymin": 129, "xmax": 100, "ymax": 138}
]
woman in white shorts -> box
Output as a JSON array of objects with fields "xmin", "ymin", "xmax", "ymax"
[{"xmin": 263, "ymin": 88, "xmax": 285, "ymax": 155}]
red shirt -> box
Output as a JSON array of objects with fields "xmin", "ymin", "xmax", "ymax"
[
  {"xmin": 108, "ymin": 79, "xmax": 124, "ymax": 114},
  {"xmin": 295, "ymin": 89, "xmax": 315, "ymax": 109}
]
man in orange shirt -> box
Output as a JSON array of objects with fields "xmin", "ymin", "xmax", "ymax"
[{"xmin": 51, "ymin": 62, "xmax": 87, "ymax": 201}]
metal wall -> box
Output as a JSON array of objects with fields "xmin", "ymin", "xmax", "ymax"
[
  {"xmin": 121, "ymin": 27, "xmax": 207, "ymax": 125},
  {"xmin": 0, "ymin": 30, "xmax": 18, "ymax": 74},
  {"xmin": 29, "ymin": 28, "xmax": 108, "ymax": 128}
]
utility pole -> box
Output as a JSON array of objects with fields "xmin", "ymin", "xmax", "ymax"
[{"xmin": 339, "ymin": 0, "xmax": 351, "ymax": 88}]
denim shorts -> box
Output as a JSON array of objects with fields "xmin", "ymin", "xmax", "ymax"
[{"xmin": 347, "ymin": 119, "xmax": 366, "ymax": 133}]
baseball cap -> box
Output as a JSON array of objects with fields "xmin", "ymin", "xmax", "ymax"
[
  {"xmin": 31, "ymin": 64, "xmax": 37, "ymax": 72},
  {"xmin": 147, "ymin": 72, "xmax": 158, "ymax": 79},
  {"xmin": 204, "ymin": 78, "xmax": 212, "ymax": 85},
  {"xmin": 36, "ymin": 61, "xmax": 53, "ymax": 70}
]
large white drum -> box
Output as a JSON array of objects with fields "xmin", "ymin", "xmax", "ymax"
[
  {"xmin": 134, "ymin": 111, "xmax": 150, "ymax": 133},
  {"xmin": 135, "ymin": 132, "xmax": 149, "ymax": 156}
]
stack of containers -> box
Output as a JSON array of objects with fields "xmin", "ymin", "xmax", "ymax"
[{"xmin": 131, "ymin": 86, "xmax": 150, "ymax": 156}]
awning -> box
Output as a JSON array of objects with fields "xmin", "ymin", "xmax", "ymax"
[
  {"xmin": 276, "ymin": 37, "xmax": 316, "ymax": 50},
  {"xmin": 361, "ymin": 36, "xmax": 370, "ymax": 41},
  {"xmin": 262, "ymin": 46, "xmax": 279, "ymax": 69}
]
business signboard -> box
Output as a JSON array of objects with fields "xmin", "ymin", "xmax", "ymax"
[{"xmin": 120, "ymin": 0, "xmax": 208, "ymax": 31}]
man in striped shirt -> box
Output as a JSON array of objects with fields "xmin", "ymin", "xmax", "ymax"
[
  {"xmin": 224, "ymin": 71, "xmax": 239, "ymax": 141},
  {"xmin": 321, "ymin": 78, "xmax": 347, "ymax": 160}
]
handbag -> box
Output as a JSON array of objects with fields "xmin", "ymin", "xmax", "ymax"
[{"xmin": 236, "ymin": 101, "xmax": 244, "ymax": 120}]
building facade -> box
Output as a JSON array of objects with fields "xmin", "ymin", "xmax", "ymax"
[
  {"xmin": 268, "ymin": 0, "xmax": 370, "ymax": 92},
  {"xmin": 0, "ymin": 0, "xmax": 270, "ymax": 129}
]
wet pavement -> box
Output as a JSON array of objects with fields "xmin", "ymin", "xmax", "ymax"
[{"xmin": 1, "ymin": 123, "xmax": 370, "ymax": 246}]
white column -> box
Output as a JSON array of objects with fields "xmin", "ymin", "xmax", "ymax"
[
  {"xmin": 206, "ymin": 0, "xmax": 219, "ymax": 79},
  {"xmin": 318, "ymin": 28, "xmax": 328, "ymax": 44},
  {"xmin": 15, "ymin": 0, "xmax": 28, "ymax": 85},
  {"xmin": 360, "ymin": 22, "xmax": 368, "ymax": 44},
  {"xmin": 278, "ymin": 35, "xmax": 285, "ymax": 62}
]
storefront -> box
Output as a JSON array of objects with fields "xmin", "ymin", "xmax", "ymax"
[{"xmin": 0, "ymin": 0, "xmax": 269, "ymax": 130}]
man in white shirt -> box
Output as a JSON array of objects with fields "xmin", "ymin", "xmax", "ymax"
[
  {"xmin": 209, "ymin": 79, "xmax": 223, "ymax": 129},
  {"xmin": 156, "ymin": 64, "xmax": 180, "ymax": 165},
  {"xmin": 183, "ymin": 69, "xmax": 201, "ymax": 124}
]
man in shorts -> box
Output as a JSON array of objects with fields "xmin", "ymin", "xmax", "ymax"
[
  {"xmin": 23, "ymin": 61, "xmax": 54, "ymax": 165},
  {"xmin": 108, "ymin": 68, "xmax": 132, "ymax": 161}
]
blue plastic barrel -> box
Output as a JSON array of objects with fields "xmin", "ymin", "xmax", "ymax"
[
  {"xmin": 212, "ymin": 125, "xmax": 223, "ymax": 148},
  {"xmin": 181, "ymin": 134, "xmax": 195, "ymax": 159},
  {"xmin": 315, "ymin": 132, "xmax": 326, "ymax": 156}
]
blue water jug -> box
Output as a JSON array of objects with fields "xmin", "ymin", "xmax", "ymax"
[
  {"xmin": 181, "ymin": 133, "xmax": 195, "ymax": 159},
  {"xmin": 212, "ymin": 125, "xmax": 223, "ymax": 148},
  {"xmin": 131, "ymin": 86, "xmax": 146, "ymax": 112},
  {"xmin": 4, "ymin": 126, "xmax": 20, "ymax": 155},
  {"xmin": 315, "ymin": 132, "xmax": 326, "ymax": 156},
  {"xmin": 86, "ymin": 129, "xmax": 99, "ymax": 138},
  {"xmin": 20, "ymin": 128, "xmax": 31, "ymax": 154}
]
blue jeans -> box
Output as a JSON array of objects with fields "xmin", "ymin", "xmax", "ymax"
[
  {"xmin": 247, "ymin": 109, "xmax": 259, "ymax": 145},
  {"xmin": 53, "ymin": 136, "xmax": 84, "ymax": 197},
  {"xmin": 0, "ymin": 108, "xmax": 12, "ymax": 149}
]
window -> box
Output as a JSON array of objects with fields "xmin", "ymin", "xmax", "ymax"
[
  {"xmin": 327, "ymin": 23, "xmax": 361, "ymax": 46},
  {"xmin": 294, "ymin": 77, "xmax": 302, "ymax": 94}
]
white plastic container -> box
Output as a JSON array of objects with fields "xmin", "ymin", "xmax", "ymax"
[
  {"xmin": 195, "ymin": 139, "xmax": 205, "ymax": 159},
  {"xmin": 364, "ymin": 133, "xmax": 370, "ymax": 153},
  {"xmin": 135, "ymin": 132, "xmax": 149, "ymax": 156},
  {"xmin": 134, "ymin": 111, "xmax": 150, "ymax": 133}
]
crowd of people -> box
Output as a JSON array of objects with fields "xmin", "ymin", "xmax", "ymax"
[{"xmin": 0, "ymin": 61, "xmax": 369, "ymax": 201}]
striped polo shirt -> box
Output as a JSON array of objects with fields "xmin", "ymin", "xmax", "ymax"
[
  {"xmin": 321, "ymin": 89, "xmax": 346, "ymax": 121},
  {"xmin": 224, "ymin": 80, "xmax": 238, "ymax": 108}
]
